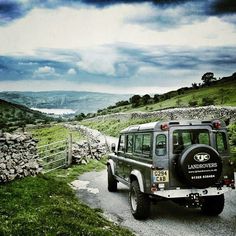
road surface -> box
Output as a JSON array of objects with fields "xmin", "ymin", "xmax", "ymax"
[{"xmin": 72, "ymin": 170, "xmax": 236, "ymax": 236}]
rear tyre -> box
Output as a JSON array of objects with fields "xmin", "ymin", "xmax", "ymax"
[
  {"xmin": 107, "ymin": 165, "xmax": 117, "ymax": 192},
  {"xmin": 129, "ymin": 180, "xmax": 150, "ymax": 220},
  {"xmin": 201, "ymin": 194, "xmax": 225, "ymax": 216}
]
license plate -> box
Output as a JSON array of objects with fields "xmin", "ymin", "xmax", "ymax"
[{"xmin": 153, "ymin": 170, "xmax": 169, "ymax": 183}]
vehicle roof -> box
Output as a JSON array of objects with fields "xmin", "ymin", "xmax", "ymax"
[{"xmin": 120, "ymin": 119, "xmax": 226, "ymax": 133}]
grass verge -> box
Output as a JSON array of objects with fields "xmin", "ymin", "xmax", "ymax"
[{"xmin": 0, "ymin": 168, "xmax": 133, "ymax": 235}]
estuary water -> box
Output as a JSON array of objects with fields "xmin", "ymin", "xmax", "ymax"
[{"xmin": 31, "ymin": 108, "xmax": 76, "ymax": 115}]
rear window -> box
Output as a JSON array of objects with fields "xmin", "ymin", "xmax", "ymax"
[{"xmin": 173, "ymin": 129, "xmax": 210, "ymax": 154}]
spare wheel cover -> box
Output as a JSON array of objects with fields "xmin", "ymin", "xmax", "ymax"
[{"xmin": 178, "ymin": 144, "xmax": 222, "ymax": 188}]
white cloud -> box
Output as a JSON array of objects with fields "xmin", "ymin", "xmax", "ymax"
[
  {"xmin": 34, "ymin": 66, "xmax": 55, "ymax": 74},
  {"xmin": 76, "ymin": 47, "xmax": 121, "ymax": 76},
  {"xmin": 0, "ymin": 4, "xmax": 235, "ymax": 57},
  {"xmin": 67, "ymin": 68, "xmax": 76, "ymax": 75}
]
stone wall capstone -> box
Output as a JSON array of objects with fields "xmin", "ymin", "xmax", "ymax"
[{"xmin": 0, "ymin": 132, "xmax": 41, "ymax": 183}]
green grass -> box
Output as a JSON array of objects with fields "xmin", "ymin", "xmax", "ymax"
[
  {"xmin": 30, "ymin": 124, "xmax": 84, "ymax": 146},
  {"xmin": 0, "ymin": 171, "xmax": 133, "ymax": 235},
  {"xmin": 81, "ymin": 117, "xmax": 160, "ymax": 137},
  {"xmin": 0, "ymin": 124, "xmax": 133, "ymax": 235}
]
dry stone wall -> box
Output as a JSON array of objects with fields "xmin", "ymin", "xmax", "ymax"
[
  {"xmin": 86, "ymin": 106, "xmax": 236, "ymax": 124},
  {"xmin": 72, "ymin": 140, "xmax": 107, "ymax": 164},
  {"xmin": 64, "ymin": 124, "xmax": 108, "ymax": 164},
  {"xmin": 0, "ymin": 132, "xmax": 41, "ymax": 183}
]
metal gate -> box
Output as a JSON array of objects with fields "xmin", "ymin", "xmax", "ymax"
[{"xmin": 37, "ymin": 135, "xmax": 72, "ymax": 173}]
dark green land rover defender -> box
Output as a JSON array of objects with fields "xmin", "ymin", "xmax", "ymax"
[{"xmin": 107, "ymin": 120, "xmax": 235, "ymax": 219}]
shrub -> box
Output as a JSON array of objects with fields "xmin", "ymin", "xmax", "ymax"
[
  {"xmin": 201, "ymin": 96, "xmax": 215, "ymax": 106},
  {"xmin": 189, "ymin": 100, "xmax": 198, "ymax": 107}
]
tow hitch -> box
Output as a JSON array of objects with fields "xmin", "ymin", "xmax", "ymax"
[{"xmin": 186, "ymin": 193, "xmax": 202, "ymax": 208}]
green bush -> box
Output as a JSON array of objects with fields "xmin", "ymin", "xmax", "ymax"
[
  {"xmin": 201, "ymin": 96, "xmax": 215, "ymax": 106},
  {"xmin": 188, "ymin": 100, "xmax": 198, "ymax": 107}
]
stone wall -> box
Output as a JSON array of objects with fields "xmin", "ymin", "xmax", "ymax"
[
  {"xmin": 86, "ymin": 106, "xmax": 236, "ymax": 124},
  {"xmin": 72, "ymin": 140, "xmax": 107, "ymax": 164},
  {"xmin": 0, "ymin": 132, "xmax": 41, "ymax": 183},
  {"xmin": 64, "ymin": 124, "xmax": 108, "ymax": 164}
]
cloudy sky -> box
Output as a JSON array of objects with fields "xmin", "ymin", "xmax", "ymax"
[{"xmin": 0, "ymin": 0, "xmax": 236, "ymax": 94}]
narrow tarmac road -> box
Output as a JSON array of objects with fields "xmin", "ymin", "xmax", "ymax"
[{"xmin": 72, "ymin": 170, "xmax": 236, "ymax": 236}]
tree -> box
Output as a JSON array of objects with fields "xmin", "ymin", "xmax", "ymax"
[
  {"xmin": 192, "ymin": 83, "xmax": 198, "ymax": 89},
  {"xmin": 129, "ymin": 95, "xmax": 141, "ymax": 107},
  {"xmin": 201, "ymin": 72, "xmax": 216, "ymax": 86},
  {"xmin": 153, "ymin": 94, "xmax": 160, "ymax": 103},
  {"xmin": 115, "ymin": 100, "xmax": 129, "ymax": 107},
  {"xmin": 75, "ymin": 113, "xmax": 85, "ymax": 121},
  {"xmin": 141, "ymin": 94, "xmax": 151, "ymax": 105}
]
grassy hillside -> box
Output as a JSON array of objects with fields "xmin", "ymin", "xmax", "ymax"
[
  {"xmin": 0, "ymin": 99, "xmax": 53, "ymax": 131},
  {"xmin": 95, "ymin": 76, "xmax": 236, "ymax": 115}
]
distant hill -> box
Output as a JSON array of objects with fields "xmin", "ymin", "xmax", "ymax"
[
  {"xmin": 0, "ymin": 99, "xmax": 52, "ymax": 131},
  {"xmin": 94, "ymin": 73, "xmax": 236, "ymax": 116},
  {"xmin": 0, "ymin": 91, "xmax": 131, "ymax": 114}
]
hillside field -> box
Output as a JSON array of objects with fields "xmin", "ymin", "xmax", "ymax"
[{"xmin": 96, "ymin": 78, "xmax": 236, "ymax": 115}]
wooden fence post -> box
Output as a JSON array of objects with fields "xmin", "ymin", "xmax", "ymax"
[{"xmin": 68, "ymin": 133, "xmax": 72, "ymax": 166}]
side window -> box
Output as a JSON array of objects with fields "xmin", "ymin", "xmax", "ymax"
[
  {"xmin": 126, "ymin": 135, "xmax": 133, "ymax": 153},
  {"xmin": 216, "ymin": 132, "xmax": 227, "ymax": 153},
  {"xmin": 118, "ymin": 135, "xmax": 125, "ymax": 152},
  {"xmin": 134, "ymin": 133, "xmax": 151, "ymax": 156},
  {"xmin": 134, "ymin": 134, "xmax": 142, "ymax": 153},
  {"xmin": 156, "ymin": 134, "xmax": 166, "ymax": 156},
  {"xmin": 143, "ymin": 134, "xmax": 151, "ymax": 155}
]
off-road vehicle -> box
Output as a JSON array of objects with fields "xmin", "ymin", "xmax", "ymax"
[{"xmin": 107, "ymin": 119, "xmax": 235, "ymax": 219}]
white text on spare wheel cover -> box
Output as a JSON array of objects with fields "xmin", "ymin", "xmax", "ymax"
[{"xmin": 188, "ymin": 163, "xmax": 218, "ymax": 170}]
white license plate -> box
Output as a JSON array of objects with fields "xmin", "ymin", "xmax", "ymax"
[{"xmin": 153, "ymin": 170, "xmax": 169, "ymax": 183}]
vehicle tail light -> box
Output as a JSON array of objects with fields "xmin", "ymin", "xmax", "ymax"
[
  {"xmin": 223, "ymin": 179, "xmax": 234, "ymax": 187},
  {"xmin": 161, "ymin": 123, "xmax": 169, "ymax": 131},
  {"xmin": 213, "ymin": 120, "xmax": 221, "ymax": 129},
  {"xmin": 151, "ymin": 184, "xmax": 157, "ymax": 192}
]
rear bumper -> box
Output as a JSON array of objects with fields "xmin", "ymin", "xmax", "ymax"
[{"xmin": 152, "ymin": 186, "xmax": 233, "ymax": 199}]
